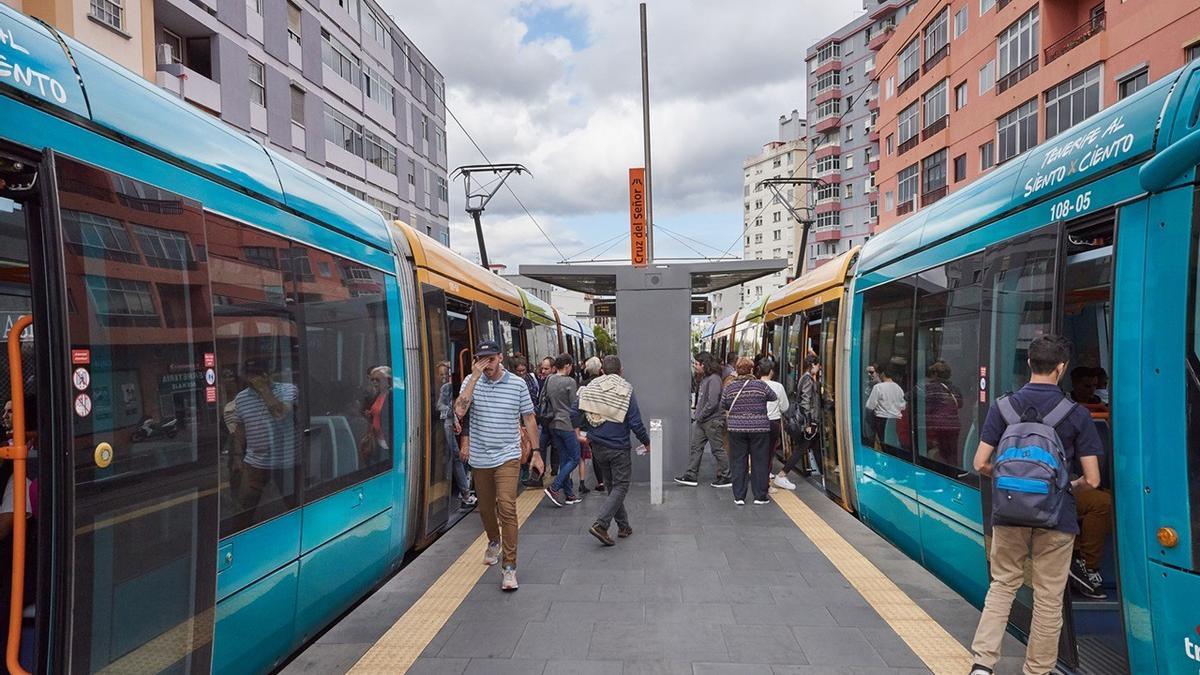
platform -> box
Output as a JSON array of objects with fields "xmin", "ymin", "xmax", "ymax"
[{"xmin": 283, "ymin": 480, "xmax": 1030, "ymax": 674}]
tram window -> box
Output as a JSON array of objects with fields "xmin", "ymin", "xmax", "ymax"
[
  {"xmin": 913, "ymin": 256, "xmax": 983, "ymax": 479},
  {"xmin": 785, "ymin": 313, "xmax": 805, "ymax": 396},
  {"xmin": 206, "ymin": 213, "xmax": 303, "ymax": 537},
  {"xmin": 473, "ymin": 305, "xmax": 498, "ymax": 348},
  {"xmin": 499, "ymin": 312, "xmax": 521, "ymax": 360},
  {"xmin": 860, "ymin": 278, "xmax": 916, "ymax": 460},
  {"xmin": 297, "ymin": 254, "xmax": 392, "ymax": 501},
  {"xmin": 986, "ymin": 227, "xmax": 1057, "ymax": 398}
]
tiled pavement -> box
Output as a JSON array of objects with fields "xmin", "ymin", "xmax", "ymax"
[{"xmin": 284, "ymin": 479, "xmax": 1027, "ymax": 674}]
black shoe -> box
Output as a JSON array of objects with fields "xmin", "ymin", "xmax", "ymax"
[
  {"xmin": 580, "ymin": 484, "xmax": 591, "ymax": 494},
  {"xmin": 595, "ymin": 483, "xmax": 606, "ymax": 493},
  {"xmin": 1069, "ymin": 556, "xmax": 1105, "ymax": 599},
  {"xmin": 589, "ymin": 522, "xmax": 615, "ymax": 546},
  {"xmin": 710, "ymin": 477, "xmax": 732, "ymax": 488},
  {"xmin": 566, "ymin": 494, "xmax": 583, "ymax": 505},
  {"xmin": 968, "ymin": 664, "xmax": 993, "ymax": 675},
  {"xmin": 673, "ymin": 476, "xmax": 698, "ymax": 487}
]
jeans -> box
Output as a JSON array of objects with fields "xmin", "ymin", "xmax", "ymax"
[
  {"xmin": 683, "ymin": 417, "xmax": 730, "ymax": 481},
  {"xmin": 591, "ymin": 443, "xmax": 631, "ymax": 530},
  {"xmin": 549, "ymin": 428, "xmax": 581, "ymax": 497},
  {"xmin": 444, "ymin": 420, "xmax": 470, "ymax": 498},
  {"xmin": 970, "ymin": 525, "xmax": 1075, "ymax": 675},
  {"xmin": 473, "ymin": 459, "xmax": 521, "ymax": 568},
  {"xmin": 727, "ymin": 431, "xmax": 770, "ymax": 501}
]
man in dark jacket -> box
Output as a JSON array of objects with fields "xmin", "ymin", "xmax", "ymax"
[
  {"xmin": 675, "ymin": 354, "xmax": 731, "ymax": 488},
  {"xmin": 580, "ymin": 356, "xmax": 650, "ymax": 546}
]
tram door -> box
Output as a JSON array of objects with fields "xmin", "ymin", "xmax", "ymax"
[
  {"xmin": 818, "ymin": 301, "xmax": 843, "ymax": 501},
  {"xmin": 51, "ymin": 154, "xmax": 220, "ymax": 672},
  {"xmin": 419, "ymin": 286, "xmax": 452, "ymax": 542}
]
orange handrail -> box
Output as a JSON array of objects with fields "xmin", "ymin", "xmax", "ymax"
[{"xmin": 2, "ymin": 315, "xmax": 31, "ymax": 675}]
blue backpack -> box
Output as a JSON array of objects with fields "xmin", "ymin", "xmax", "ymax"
[{"xmin": 990, "ymin": 395, "xmax": 1077, "ymax": 529}]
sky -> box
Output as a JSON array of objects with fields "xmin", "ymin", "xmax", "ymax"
[{"xmin": 379, "ymin": 0, "xmax": 865, "ymax": 270}]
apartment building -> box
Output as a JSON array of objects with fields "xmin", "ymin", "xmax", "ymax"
[
  {"xmin": 804, "ymin": 0, "xmax": 916, "ymax": 269},
  {"xmin": 711, "ymin": 111, "xmax": 808, "ymax": 320},
  {"xmin": 8, "ymin": 0, "xmax": 451, "ymax": 242},
  {"xmin": 873, "ymin": 0, "xmax": 1200, "ymax": 229}
]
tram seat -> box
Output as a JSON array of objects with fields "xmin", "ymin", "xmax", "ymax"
[{"xmin": 307, "ymin": 416, "xmax": 359, "ymax": 482}]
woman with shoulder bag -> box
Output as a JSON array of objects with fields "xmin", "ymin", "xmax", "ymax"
[
  {"xmin": 721, "ymin": 357, "xmax": 778, "ymax": 505},
  {"xmin": 779, "ymin": 356, "xmax": 820, "ymax": 485}
]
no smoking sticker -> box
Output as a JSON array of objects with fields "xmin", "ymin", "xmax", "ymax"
[
  {"xmin": 74, "ymin": 393, "xmax": 92, "ymax": 418},
  {"xmin": 72, "ymin": 367, "xmax": 90, "ymax": 391}
]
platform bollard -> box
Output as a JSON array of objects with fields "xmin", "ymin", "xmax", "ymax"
[{"xmin": 649, "ymin": 418, "xmax": 663, "ymax": 505}]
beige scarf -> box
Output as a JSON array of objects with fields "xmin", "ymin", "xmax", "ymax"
[{"xmin": 577, "ymin": 374, "xmax": 633, "ymax": 426}]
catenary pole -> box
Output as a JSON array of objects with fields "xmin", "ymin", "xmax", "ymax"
[{"xmin": 640, "ymin": 2, "xmax": 654, "ymax": 262}]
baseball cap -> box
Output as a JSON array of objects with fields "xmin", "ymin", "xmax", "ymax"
[{"xmin": 474, "ymin": 340, "xmax": 501, "ymax": 357}]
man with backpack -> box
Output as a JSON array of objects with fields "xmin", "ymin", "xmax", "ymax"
[
  {"xmin": 967, "ymin": 335, "xmax": 1102, "ymax": 675},
  {"xmin": 542, "ymin": 354, "xmax": 583, "ymax": 506}
]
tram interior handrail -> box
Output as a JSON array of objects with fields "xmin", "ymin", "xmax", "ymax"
[{"xmin": 1, "ymin": 315, "xmax": 31, "ymax": 675}]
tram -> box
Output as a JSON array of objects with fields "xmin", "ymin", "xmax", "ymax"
[
  {"xmin": 704, "ymin": 58, "xmax": 1200, "ymax": 672},
  {"xmin": 0, "ymin": 5, "xmax": 589, "ymax": 673}
]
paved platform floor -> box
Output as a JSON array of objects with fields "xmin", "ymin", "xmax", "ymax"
[{"xmin": 284, "ymin": 479, "xmax": 1028, "ymax": 674}]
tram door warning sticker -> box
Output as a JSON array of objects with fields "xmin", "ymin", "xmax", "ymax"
[
  {"xmin": 72, "ymin": 367, "xmax": 90, "ymax": 392},
  {"xmin": 74, "ymin": 393, "xmax": 92, "ymax": 418},
  {"xmin": 71, "ymin": 349, "xmax": 90, "ymax": 365}
]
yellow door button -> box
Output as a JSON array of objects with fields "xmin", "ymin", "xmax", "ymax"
[
  {"xmin": 1157, "ymin": 527, "xmax": 1179, "ymax": 548},
  {"xmin": 94, "ymin": 442, "xmax": 113, "ymax": 469}
]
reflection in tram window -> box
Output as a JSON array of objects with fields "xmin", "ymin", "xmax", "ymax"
[{"xmin": 860, "ymin": 279, "xmax": 915, "ymax": 460}]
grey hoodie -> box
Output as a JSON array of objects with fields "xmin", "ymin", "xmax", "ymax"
[{"xmin": 692, "ymin": 372, "xmax": 723, "ymax": 424}]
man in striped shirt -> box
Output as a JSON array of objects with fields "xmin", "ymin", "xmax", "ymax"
[{"xmin": 455, "ymin": 340, "xmax": 543, "ymax": 591}]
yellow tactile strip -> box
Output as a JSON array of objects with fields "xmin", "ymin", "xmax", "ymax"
[
  {"xmin": 772, "ymin": 489, "xmax": 974, "ymax": 675},
  {"xmin": 349, "ymin": 488, "xmax": 543, "ymax": 674}
]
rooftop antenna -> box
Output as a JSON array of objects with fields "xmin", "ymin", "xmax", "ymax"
[
  {"xmin": 451, "ymin": 163, "xmax": 529, "ymax": 269},
  {"xmin": 758, "ymin": 176, "xmax": 826, "ymax": 279}
]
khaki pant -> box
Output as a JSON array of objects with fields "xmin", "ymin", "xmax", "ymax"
[
  {"xmin": 1074, "ymin": 488, "xmax": 1112, "ymax": 569},
  {"xmin": 472, "ymin": 459, "xmax": 521, "ymax": 568},
  {"xmin": 971, "ymin": 525, "xmax": 1075, "ymax": 675}
]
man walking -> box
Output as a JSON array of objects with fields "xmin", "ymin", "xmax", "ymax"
[
  {"xmin": 579, "ymin": 356, "xmax": 651, "ymax": 546},
  {"xmin": 967, "ymin": 335, "xmax": 1102, "ymax": 675},
  {"xmin": 675, "ymin": 354, "xmax": 731, "ymax": 488},
  {"xmin": 543, "ymin": 353, "xmax": 583, "ymax": 507},
  {"xmin": 455, "ymin": 340, "xmax": 543, "ymax": 591}
]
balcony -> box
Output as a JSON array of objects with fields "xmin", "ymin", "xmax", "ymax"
[
  {"xmin": 814, "ymin": 201, "xmax": 842, "ymax": 214},
  {"xmin": 813, "ymin": 116, "xmax": 841, "ymax": 134},
  {"xmin": 897, "ymin": 199, "xmax": 915, "ymax": 216},
  {"xmin": 818, "ymin": 172, "xmax": 843, "ymax": 184},
  {"xmin": 921, "ymin": 115, "xmax": 948, "ymax": 141},
  {"xmin": 920, "ymin": 184, "xmax": 948, "ymax": 207},
  {"xmin": 868, "ymin": 96, "xmax": 880, "ymax": 112},
  {"xmin": 922, "ymin": 44, "xmax": 949, "ymax": 74},
  {"xmin": 897, "ymin": 70, "xmax": 919, "ymax": 96},
  {"xmin": 867, "ymin": 129, "xmax": 879, "ymax": 143},
  {"xmin": 869, "ymin": 0, "xmax": 907, "ymax": 20},
  {"xmin": 1045, "ymin": 11, "xmax": 1106, "ymax": 65},
  {"xmin": 898, "ymin": 134, "xmax": 920, "ymax": 155},
  {"xmin": 814, "ymin": 88, "xmax": 843, "ymax": 105},
  {"xmin": 867, "ymin": 189, "xmax": 879, "ymax": 203},
  {"xmin": 868, "ymin": 26, "xmax": 895, "ymax": 51},
  {"xmin": 813, "ymin": 60, "xmax": 842, "ymax": 76},
  {"xmin": 996, "ymin": 56, "xmax": 1038, "ymax": 94},
  {"xmin": 155, "ymin": 63, "xmax": 222, "ymax": 114},
  {"xmin": 814, "ymin": 227, "xmax": 842, "ymax": 242},
  {"xmin": 811, "ymin": 144, "xmax": 841, "ymax": 159},
  {"xmin": 867, "ymin": 158, "xmax": 880, "ymax": 172}
]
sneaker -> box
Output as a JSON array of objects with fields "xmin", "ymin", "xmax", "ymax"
[
  {"xmin": 1069, "ymin": 556, "xmax": 1105, "ymax": 599},
  {"xmin": 968, "ymin": 665, "xmax": 993, "ymax": 675},
  {"xmin": 673, "ymin": 475, "xmax": 698, "ymax": 487},
  {"xmin": 617, "ymin": 526, "xmax": 633, "ymax": 538},
  {"xmin": 595, "ymin": 483, "xmax": 606, "ymax": 493},
  {"xmin": 753, "ymin": 498, "xmax": 771, "ymax": 505},
  {"xmin": 483, "ymin": 541, "xmax": 501, "ymax": 566},
  {"xmin": 501, "ymin": 566, "xmax": 518, "ymax": 591},
  {"xmin": 774, "ymin": 474, "xmax": 796, "ymax": 490},
  {"xmin": 543, "ymin": 487, "xmax": 565, "ymax": 507},
  {"xmin": 767, "ymin": 485, "xmax": 778, "ymax": 495},
  {"xmin": 710, "ymin": 477, "xmax": 733, "ymax": 488},
  {"xmin": 589, "ymin": 522, "xmax": 615, "ymax": 546},
  {"xmin": 462, "ymin": 493, "xmax": 479, "ymax": 506},
  {"xmin": 566, "ymin": 494, "xmax": 584, "ymax": 505},
  {"xmin": 734, "ymin": 499, "xmax": 745, "ymax": 506}
]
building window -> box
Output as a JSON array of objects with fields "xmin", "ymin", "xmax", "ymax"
[
  {"xmin": 161, "ymin": 29, "xmax": 183, "ymax": 65},
  {"xmin": 773, "ymin": 229, "xmax": 782, "ymax": 241},
  {"xmin": 754, "ymin": 233, "xmax": 763, "ymax": 244},
  {"xmin": 817, "ymin": 99, "xmax": 841, "ymax": 119},
  {"xmin": 816, "ymin": 211, "xmax": 840, "ymax": 228},
  {"xmin": 815, "ymin": 155, "xmax": 840, "ymax": 175},
  {"xmin": 133, "ymin": 224, "xmax": 193, "ymax": 269},
  {"xmin": 287, "ymin": 2, "xmax": 302, "ymax": 43},
  {"xmin": 325, "ymin": 107, "xmax": 363, "ymax": 156},
  {"xmin": 922, "ymin": 79, "xmax": 948, "ymax": 132},
  {"xmin": 954, "ymin": 81, "xmax": 967, "ymax": 110},
  {"xmin": 997, "ymin": 8, "xmax": 1039, "ymax": 90},
  {"xmin": 322, "ymin": 30, "xmax": 361, "ymax": 87},
  {"xmin": 980, "ymin": 0, "xmax": 995, "ymax": 14},
  {"xmin": 886, "ymin": 76, "xmax": 895, "ymax": 99},
  {"xmin": 979, "ymin": 60, "xmax": 995, "ymax": 94},
  {"xmin": 898, "ymin": 163, "xmax": 919, "ymax": 213},
  {"xmin": 980, "ymin": 141, "xmax": 995, "ymax": 170},
  {"xmin": 1045, "ymin": 64, "xmax": 1101, "ymax": 139},
  {"xmin": 845, "ymin": 183, "xmax": 855, "ymax": 200},
  {"xmin": 815, "ymin": 70, "xmax": 842, "ymax": 93},
  {"xmin": 816, "ymin": 41, "xmax": 840, "ymax": 65},
  {"xmin": 885, "ymin": 191, "xmax": 894, "ymax": 211},
  {"xmin": 89, "ymin": 0, "xmax": 123, "ymax": 31},
  {"xmin": 924, "ymin": 9, "xmax": 949, "ymax": 67},
  {"xmin": 953, "ymin": 154, "xmax": 967, "ymax": 182},
  {"xmin": 922, "ymin": 149, "xmax": 947, "ymax": 201},
  {"xmin": 365, "ymin": 7, "xmax": 389, "ymax": 49},
  {"xmin": 899, "ymin": 39, "xmax": 920, "ymax": 91},
  {"xmin": 363, "ymin": 130, "xmax": 397, "ymax": 173},
  {"xmin": 845, "ymin": 153, "xmax": 855, "ymax": 170},
  {"xmin": 363, "ymin": 65, "xmax": 394, "ymax": 109},
  {"xmin": 407, "ymin": 159, "xmax": 416, "ymax": 185},
  {"xmin": 1188, "ymin": 43, "xmax": 1200, "ymax": 62},
  {"xmin": 248, "ymin": 58, "xmax": 266, "ymax": 107},
  {"xmin": 290, "ymin": 85, "xmax": 305, "ymax": 125},
  {"xmin": 247, "ymin": 0, "xmax": 262, "ymax": 15},
  {"xmin": 86, "ymin": 276, "xmax": 156, "ymax": 319},
  {"xmin": 869, "ymin": 201, "xmax": 878, "ymax": 221},
  {"xmin": 886, "ymin": 134, "xmax": 894, "ymax": 155},
  {"xmin": 437, "ymin": 177, "xmax": 448, "ymax": 201},
  {"xmin": 815, "ymin": 184, "xmax": 839, "ymax": 203},
  {"xmin": 1117, "ymin": 67, "xmax": 1148, "ymax": 100},
  {"xmin": 898, "ymin": 102, "xmax": 919, "ymax": 147},
  {"xmin": 954, "ymin": 7, "xmax": 968, "ymax": 38},
  {"xmin": 844, "ymin": 124, "xmax": 854, "ymax": 142},
  {"xmin": 336, "ymin": 0, "xmax": 358, "ymax": 21},
  {"xmin": 773, "ymin": 211, "xmax": 782, "ymax": 223},
  {"xmin": 997, "ymin": 98, "xmax": 1038, "ymax": 163}
]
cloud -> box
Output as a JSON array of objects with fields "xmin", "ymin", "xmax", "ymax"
[{"xmin": 382, "ymin": 0, "xmax": 865, "ymax": 264}]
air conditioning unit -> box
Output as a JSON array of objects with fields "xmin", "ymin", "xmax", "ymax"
[{"xmin": 156, "ymin": 43, "xmax": 174, "ymax": 66}]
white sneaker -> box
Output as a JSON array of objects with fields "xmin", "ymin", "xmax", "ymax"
[
  {"xmin": 774, "ymin": 475, "xmax": 796, "ymax": 490},
  {"xmin": 483, "ymin": 541, "xmax": 501, "ymax": 566},
  {"xmin": 501, "ymin": 566, "xmax": 518, "ymax": 591},
  {"xmin": 734, "ymin": 499, "xmax": 745, "ymax": 506},
  {"xmin": 462, "ymin": 493, "xmax": 478, "ymax": 506}
]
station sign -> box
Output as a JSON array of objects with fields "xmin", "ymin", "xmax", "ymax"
[
  {"xmin": 629, "ymin": 168, "xmax": 648, "ymax": 267},
  {"xmin": 690, "ymin": 298, "xmax": 711, "ymax": 316},
  {"xmin": 593, "ymin": 299, "xmax": 615, "ymax": 317}
]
